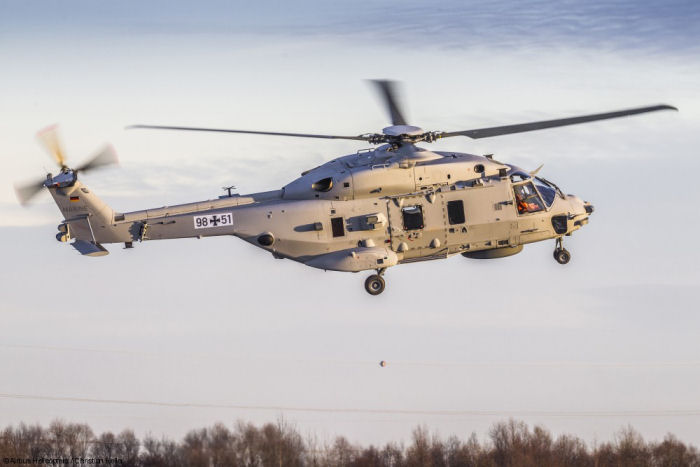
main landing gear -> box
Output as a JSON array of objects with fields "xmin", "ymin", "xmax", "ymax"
[
  {"xmin": 553, "ymin": 237, "xmax": 571, "ymax": 265},
  {"xmin": 364, "ymin": 268, "xmax": 387, "ymax": 295}
]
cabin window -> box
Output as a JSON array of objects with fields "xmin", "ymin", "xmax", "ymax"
[
  {"xmin": 331, "ymin": 217, "xmax": 345, "ymax": 237},
  {"xmin": 312, "ymin": 177, "xmax": 333, "ymax": 192},
  {"xmin": 447, "ymin": 200, "xmax": 465, "ymax": 224},
  {"xmin": 513, "ymin": 182, "xmax": 545, "ymax": 214},
  {"xmin": 401, "ymin": 205, "xmax": 424, "ymax": 230}
]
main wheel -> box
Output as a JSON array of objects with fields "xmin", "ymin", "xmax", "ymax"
[
  {"xmin": 554, "ymin": 248, "xmax": 571, "ymax": 265},
  {"xmin": 364, "ymin": 275, "xmax": 385, "ymax": 295}
]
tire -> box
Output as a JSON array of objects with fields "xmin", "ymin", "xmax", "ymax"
[
  {"xmin": 554, "ymin": 248, "xmax": 571, "ymax": 265},
  {"xmin": 364, "ymin": 275, "xmax": 385, "ymax": 295}
]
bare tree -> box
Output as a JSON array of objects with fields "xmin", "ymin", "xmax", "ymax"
[
  {"xmin": 406, "ymin": 426, "xmax": 433, "ymax": 467},
  {"xmin": 181, "ymin": 427, "xmax": 210, "ymax": 467},
  {"xmin": 652, "ymin": 434, "xmax": 700, "ymax": 467},
  {"xmin": 526, "ymin": 425, "xmax": 553, "ymax": 466},
  {"xmin": 258, "ymin": 419, "xmax": 306, "ymax": 467},
  {"xmin": 90, "ymin": 431, "xmax": 118, "ymax": 460},
  {"xmin": 46, "ymin": 420, "xmax": 93, "ymax": 459},
  {"xmin": 352, "ymin": 445, "xmax": 384, "ymax": 467},
  {"xmin": 379, "ymin": 441, "xmax": 405, "ymax": 467},
  {"xmin": 116, "ymin": 430, "xmax": 141, "ymax": 466},
  {"xmin": 140, "ymin": 435, "xmax": 183, "ymax": 467},
  {"xmin": 443, "ymin": 433, "xmax": 490, "ymax": 467},
  {"xmin": 329, "ymin": 436, "xmax": 358, "ymax": 466},
  {"xmin": 614, "ymin": 426, "xmax": 650, "ymax": 467},
  {"xmin": 2, "ymin": 418, "xmax": 700, "ymax": 466},
  {"xmin": 235, "ymin": 421, "xmax": 262, "ymax": 466},
  {"xmin": 551, "ymin": 434, "xmax": 590, "ymax": 467},
  {"xmin": 0, "ymin": 423, "xmax": 49, "ymax": 458},
  {"xmin": 208, "ymin": 423, "xmax": 238, "ymax": 467},
  {"xmin": 489, "ymin": 419, "xmax": 530, "ymax": 467}
]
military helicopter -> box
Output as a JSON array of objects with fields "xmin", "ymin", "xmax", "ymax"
[{"xmin": 16, "ymin": 81, "xmax": 676, "ymax": 295}]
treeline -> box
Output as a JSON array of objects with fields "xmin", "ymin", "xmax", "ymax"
[{"xmin": 1, "ymin": 418, "xmax": 699, "ymax": 466}]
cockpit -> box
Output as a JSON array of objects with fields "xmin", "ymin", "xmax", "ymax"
[
  {"xmin": 513, "ymin": 182, "xmax": 545, "ymax": 214},
  {"xmin": 507, "ymin": 166, "xmax": 563, "ymax": 215}
]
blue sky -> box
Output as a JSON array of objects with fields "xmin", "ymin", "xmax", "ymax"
[
  {"xmin": 1, "ymin": 0, "xmax": 700, "ymax": 446},
  {"xmin": 3, "ymin": 0, "xmax": 699, "ymax": 51}
]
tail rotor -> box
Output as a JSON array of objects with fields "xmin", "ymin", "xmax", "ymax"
[{"xmin": 14, "ymin": 125, "xmax": 119, "ymax": 206}]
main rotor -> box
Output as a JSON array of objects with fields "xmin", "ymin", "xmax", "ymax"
[{"xmin": 128, "ymin": 80, "xmax": 676, "ymax": 146}]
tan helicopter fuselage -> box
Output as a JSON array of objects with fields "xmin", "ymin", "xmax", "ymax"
[{"xmin": 49, "ymin": 144, "xmax": 592, "ymax": 273}]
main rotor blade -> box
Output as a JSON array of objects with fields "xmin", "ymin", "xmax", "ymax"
[
  {"xmin": 442, "ymin": 104, "xmax": 678, "ymax": 139},
  {"xmin": 14, "ymin": 178, "xmax": 46, "ymax": 206},
  {"xmin": 370, "ymin": 80, "xmax": 408, "ymax": 126},
  {"xmin": 75, "ymin": 144, "xmax": 119, "ymax": 172},
  {"xmin": 127, "ymin": 125, "xmax": 370, "ymax": 142},
  {"xmin": 36, "ymin": 125, "xmax": 66, "ymax": 167}
]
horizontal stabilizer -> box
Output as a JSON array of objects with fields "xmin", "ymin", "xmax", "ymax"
[{"xmin": 72, "ymin": 240, "xmax": 109, "ymax": 257}]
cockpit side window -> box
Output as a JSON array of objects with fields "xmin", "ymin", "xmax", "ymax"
[
  {"xmin": 513, "ymin": 182, "xmax": 545, "ymax": 214},
  {"xmin": 401, "ymin": 205, "xmax": 424, "ymax": 230}
]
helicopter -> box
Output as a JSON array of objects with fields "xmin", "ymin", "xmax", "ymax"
[{"xmin": 15, "ymin": 81, "xmax": 676, "ymax": 295}]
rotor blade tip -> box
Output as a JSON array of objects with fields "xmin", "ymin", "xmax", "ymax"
[{"xmin": 36, "ymin": 124, "xmax": 59, "ymax": 137}]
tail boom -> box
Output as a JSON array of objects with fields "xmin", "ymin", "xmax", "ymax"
[{"xmin": 49, "ymin": 177, "xmax": 282, "ymax": 256}]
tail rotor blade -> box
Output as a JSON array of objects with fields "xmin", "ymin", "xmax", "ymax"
[
  {"xmin": 14, "ymin": 178, "xmax": 46, "ymax": 206},
  {"xmin": 370, "ymin": 80, "xmax": 408, "ymax": 126},
  {"xmin": 36, "ymin": 125, "xmax": 67, "ymax": 168},
  {"xmin": 75, "ymin": 144, "xmax": 119, "ymax": 172}
]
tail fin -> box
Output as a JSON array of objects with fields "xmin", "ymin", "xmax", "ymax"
[{"xmin": 47, "ymin": 174, "xmax": 122, "ymax": 256}]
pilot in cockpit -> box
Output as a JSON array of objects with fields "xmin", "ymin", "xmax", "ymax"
[{"xmin": 514, "ymin": 183, "xmax": 544, "ymax": 214}]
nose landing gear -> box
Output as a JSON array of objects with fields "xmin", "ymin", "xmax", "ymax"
[
  {"xmin": 364, "ymin": 268, "xmax": 387, "ymax": 295},
  {"xmin": 553, "ymin": 238, "xmax": 571, "ymax": 264}
]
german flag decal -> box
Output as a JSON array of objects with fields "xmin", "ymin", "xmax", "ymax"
[{"xmin": 69, "ymin": 196, "xmax": 80, "ymax": 202}]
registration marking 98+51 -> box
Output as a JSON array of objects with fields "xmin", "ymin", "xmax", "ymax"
[{"xmin": 193, "ymin": 212, "xmax": 233, "ymax": 229}]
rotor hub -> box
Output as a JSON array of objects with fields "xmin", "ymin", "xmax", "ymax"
[{"xmin": 382, "ymin": 125, "xmax": 424, "ymax": 137}]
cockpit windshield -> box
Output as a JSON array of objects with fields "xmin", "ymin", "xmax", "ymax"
[
  {"xmin": 533, "ymin": 177, "xmax": 556, "ymax": 207},
  {"xmin": 513, "ymin": 182, "xmax": 545, "ymax": 214}
]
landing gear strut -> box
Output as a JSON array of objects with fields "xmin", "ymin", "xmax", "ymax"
[
  {"xmin": 364, "ymin": 268, "xmax": 386, "ymax": 295},
  {"xmin": 553, "ymin": 238, "xmax": 571, "ymax": 265}
]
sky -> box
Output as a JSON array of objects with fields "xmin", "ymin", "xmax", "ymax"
[{"xmin": 1, "ymin": 0, "xmax": 700, "ymax": 447}]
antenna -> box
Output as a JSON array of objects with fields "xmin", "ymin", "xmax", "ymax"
[{"xmin": 222, "ymin": 185, "xmax": 237, "ymax": 197}]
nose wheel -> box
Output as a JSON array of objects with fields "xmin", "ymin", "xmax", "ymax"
[
  {"xmin": 553, "ymin": 238, "xmax": 571, "ymax": 264},
  {"xmin": 364, "ymin": 268, "xmax": 386, "ymax": 295}
]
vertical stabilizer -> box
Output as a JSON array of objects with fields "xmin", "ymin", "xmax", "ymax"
[
  {"xmin": 46, "ymin": 171, "xmax": 123, "ymax": 253},
  {"xmin": 49, "ymin": 180, "xmax": 114, "ymax": 226}
]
